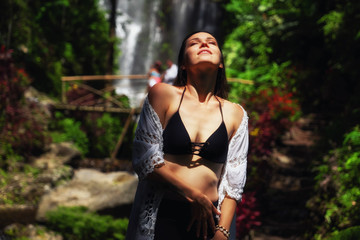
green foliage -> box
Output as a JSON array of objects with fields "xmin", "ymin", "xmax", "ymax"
[
  {"xmin": 223, "ymin": 0, "xmax": 298, "ymax": 102},
  {"xmin": 310, "ymin": 126, "xmax": 360, "ymax": 237},
  {"xmin": 50, "ymin": 111, "xmax": 127, "ymax": 158},
  {"xmin": 329, "ymin": 226, "xmax": 360, "ymax": 240},
  {"xmin": 46, "ymin": 206, "xmax": 128, "ymax": 240},
  {"xmin": 344, "ymin": 126, "xmax": 360, "ymax": 146},
  {"xmin": 224, "ymin": 0, "xmax": 360, "ymax": 148},
  {"xmin": 50, "ymin": 111, "xmax": 89, "ymax": 155},
  {"xmin": 93, "ymin": 113, "xmax": 123, "ymax": 157},
  {"xmin": 227, "ymin": 61, "xmax": 293, "ymax": 103},
  {"xmin": 223, "ymin": 2, "xmax": 360, "ymax": 235},
  {"xmin": 0, "ymin": 0, "xmax": 115, "ymax": 97},
  {"xmin": 0, "ymin": 142, "xmax": 24, "ymax": 171},
  {"xmin": 116, "ymin": 95, "xmax": 131, "ymax": 109},
  {"xmin": 4, "ymin": 224, "xmax": 61, "ymax": 240},
  {"xmin": 318, "ymin": 11, "xmax": 344, "ymax": 40}
]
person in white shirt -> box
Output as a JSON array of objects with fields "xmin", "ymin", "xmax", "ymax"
[{"xmin": 162, "ymin": 59, "xmax": 178, "ymax": 85}]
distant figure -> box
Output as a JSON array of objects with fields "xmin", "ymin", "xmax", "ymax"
[
  {"xmin": 148, "ymin": 61, "xmax": 162, "ymax": 89},
  {"xmin": 162, "ymin": 59, "xmax": 178, "ymax": 85}
]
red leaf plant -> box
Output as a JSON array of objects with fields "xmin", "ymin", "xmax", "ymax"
[
  {"xmin": 0, "ymin": 45, "xmax": 49, "ymax": 164},
  {"xmin": 236, "ymin": 191, "xmax": 261, "ymax": 239},
  {"xmin": 248, "ymin": 87, "xmax": 300, "ymax": 157}
]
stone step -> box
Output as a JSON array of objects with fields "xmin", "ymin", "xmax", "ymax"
[
  {"xmin": 257, "ymin": 189, "xmax": 312, "ymax": 223},
  {"xmin": 268, "ymin": 174, "xmax": 314, "ymax": 191},
  {"xmin": 0, "ymin": 205, "xmax": 37, "ymax": 229},
  {"xmin": 249, "ymin": 116, "xmax": 319, "ymax": 240},
  {"xmin": 254, "ymin": 219, "xmax": 308, "ymax": 238},
  {"xmin": 271, "ymin": 149, "xmax": 313, "ymax": 170},
  {"xmin": 253, "ymin": 232, "xmax": 303, "ymax": 240}
]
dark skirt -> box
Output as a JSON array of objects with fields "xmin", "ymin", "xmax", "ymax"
[{"xmin": 154, "ymin": 198, "xmax": 218, "ymax": 240}]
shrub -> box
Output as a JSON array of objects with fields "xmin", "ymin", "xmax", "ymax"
[
  {"xmin": 50, "ymin": 111, "xmax": 89, "ymax": 155},
  {"xmin": 236, "ymin": 191, "xmax": 261, "ymax": 239},
  {"xmin": 50, "ymin": 110, "xmax": 129, "ymax": 158},
  {"xmin": 310, "ymin": 126, "xmax": 360, "ymax": 237},
  {"xmin": 247, "ymin": 87, "xmax": 301, "ymax": 157},
  {"xmin": 87, "ymin": 112, "xmax": 123, "ymax": 157},
  {"xmin": 46, "ymin": 206, "xmax": 128, "ymax": 240},
  {"xmin": 234, "ymin": 87, "xmax": 300, "ymax": 238},
  {"xmin": 329, "ymin": 226, "xmax": 360, "ymax": 240},
  {"xmin": 0, "ymin": 46, "xmax": 49, "ymax": 169}
]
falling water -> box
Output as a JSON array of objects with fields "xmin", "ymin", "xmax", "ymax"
[
  {"xmin": 104, "ymin": 0, "xmax": 224, "ymax": 107},
  {"xmin": 112, "ymin": 0, "xmax": 162, "ymax": 107},
  {"xmin": 170, "ymin": 0, "xmax": 223, "ymax": 53}
]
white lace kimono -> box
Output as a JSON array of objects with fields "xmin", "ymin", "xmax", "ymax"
[{"xmin": 126, "ymin": 96, "xmax": 249, "ymax": 240}]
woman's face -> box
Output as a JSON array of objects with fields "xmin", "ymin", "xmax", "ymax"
[{"xmin": 183, "ymin": 32, "xmax": 223, "ymax": 70}]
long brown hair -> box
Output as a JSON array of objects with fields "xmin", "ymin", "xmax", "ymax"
[{"xmin": 173, "ymin": 31, "xmax": 229, "ymax": 99}]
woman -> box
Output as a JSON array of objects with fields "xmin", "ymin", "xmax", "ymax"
[
  {"xmin": 147, "ymin": 61, "xmax": 163, "ymax": 89},
  {"xmin": 126, "ymin": 31, "xmax": 249, "ymax": 240}
]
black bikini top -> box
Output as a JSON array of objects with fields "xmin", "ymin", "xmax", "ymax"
[{"xmin": 163, "ymin": 88, "xmax": 228, "ymax": 164}]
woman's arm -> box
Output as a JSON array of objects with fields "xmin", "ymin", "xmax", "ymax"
[
  {"xmin": 218, "ymin": 196, "xmax": 237, "ymax": 229},
  {"xmin": 151, "ymin": 164, "xmax": 221, "ymax": 239},
  {"xmin": 214, "ymin": 103, "xmax": 249, "ymax": 240},
  {"xmin": 212, "ymin": 196, "xmax": 236, "ymax": 240}
]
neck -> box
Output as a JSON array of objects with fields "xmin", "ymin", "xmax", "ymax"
[{"xmin": 186, "ymin": 68, "xmax": 218, "ymax": 103}]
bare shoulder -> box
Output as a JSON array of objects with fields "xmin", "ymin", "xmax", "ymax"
[
  {"xmin": 222, "ymin": 99, "xmax": 246, "ymax": 134},
  {"xmin": 147, "ymin": 83, "xmax": 180, "ymax": 121},
  {"xmin": 148, "ymin": 83, "xmax": 178, "ymax": 105}
]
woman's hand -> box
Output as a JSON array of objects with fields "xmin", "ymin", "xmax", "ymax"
[
  {"xmin": 186, "ymin": 189, "xmax": 221, "ymax": 240},
  {"xmin": 210, "ymin": 230, "xmax": 229, "ymax": 240}
]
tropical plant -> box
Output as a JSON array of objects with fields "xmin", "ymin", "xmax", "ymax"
[
  {"xmin": 0, "ymin": 0, "xmax": 115, "ymax": 97},
  {"xmin": 223, "ymin": 0, "xmax": 298, "ymax": 100},
  {"xmin": 89, "ymin": 112, "xmax": 124, "ymax": 157},
  {"xmin": 309, "ymin": 126, "xmax": 360, "ymax": 238},
  {"xmin": 236, "ymin": 191, "xmax": 261, "ymax": 239},
  {"xmin": 247, "ymin": 87, "xmax": 300, "ymax": 157},
  {"xmin": 328, "ymin": 226, "xmax": 360, "ymax": 240},
  {"xmin": 46, "ymin": 206, "xmax": 128, "ymax": 240},
  {"xmin": 50, "ymin": 111, "xmax": 89, "ymax": 156},
  {"xmin": 0, "ymin": 46, "xmax": 49, "ymax": 169}
]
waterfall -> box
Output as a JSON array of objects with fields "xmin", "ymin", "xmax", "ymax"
[
  {"xmin": 113, "ymin": 0, "xmax": 162, "ymax": 107},
  {"xmin": 170, "ymin": 0, "xmax": 223, "ymax": 54},
  {"xmin": 103, "ymin": 0, "xmax": 224, "ymax": 107}
]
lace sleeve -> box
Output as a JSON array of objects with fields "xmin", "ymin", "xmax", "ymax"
[
  {"xmin": 132, "ymin": 97, "xmax": 165, "ymax": 180},
  {"xmin": 218, "ymin": 105, "xmax": 249, "ymax": 208}
]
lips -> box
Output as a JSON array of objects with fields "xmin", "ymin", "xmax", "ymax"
[{"xmin": 198, "ymin": 49, "xmax": 212, "ymax": 55}]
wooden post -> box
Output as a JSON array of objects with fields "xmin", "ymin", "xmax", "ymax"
[
  {"xmin": 110, "ymin": 86, "xmax": 148, "ymax": 160},
  {"xmin": 62, "ymin": 81, "xmax": 67, "ymax": 103},
  {"xmin": 111, "ymin": 107, "xmax": 137, "ymax": 160}
]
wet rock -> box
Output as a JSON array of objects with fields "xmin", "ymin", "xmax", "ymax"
[
  {"xmin": 33, "ymin": 142, "xmax": 82, "ymax": 169},
  {"xmin": 36, "ymin": 168, "xmax": 138, "ymax": 221}
]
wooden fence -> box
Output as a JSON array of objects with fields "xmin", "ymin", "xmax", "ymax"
[{"xmin": 56, "ymin": 75, "xmax": 253, "ymax": 159}]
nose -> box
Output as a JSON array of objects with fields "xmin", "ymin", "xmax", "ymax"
[{"xmin": 200, "ymin": 40, "xmax": 209, "ymax": 48}]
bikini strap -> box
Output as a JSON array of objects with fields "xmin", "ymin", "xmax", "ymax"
[
  {"xmin": 215, "ymin": 96, "xmax": 224, "ymax": 121},
  {"xmin": 177, "ymin": 87, "xmax": 186, "ymax": 111}
]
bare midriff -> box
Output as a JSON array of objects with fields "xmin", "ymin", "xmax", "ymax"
[{"xmin": 164, "ymin": 153, "xmax": 224, "ymax": 202}]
